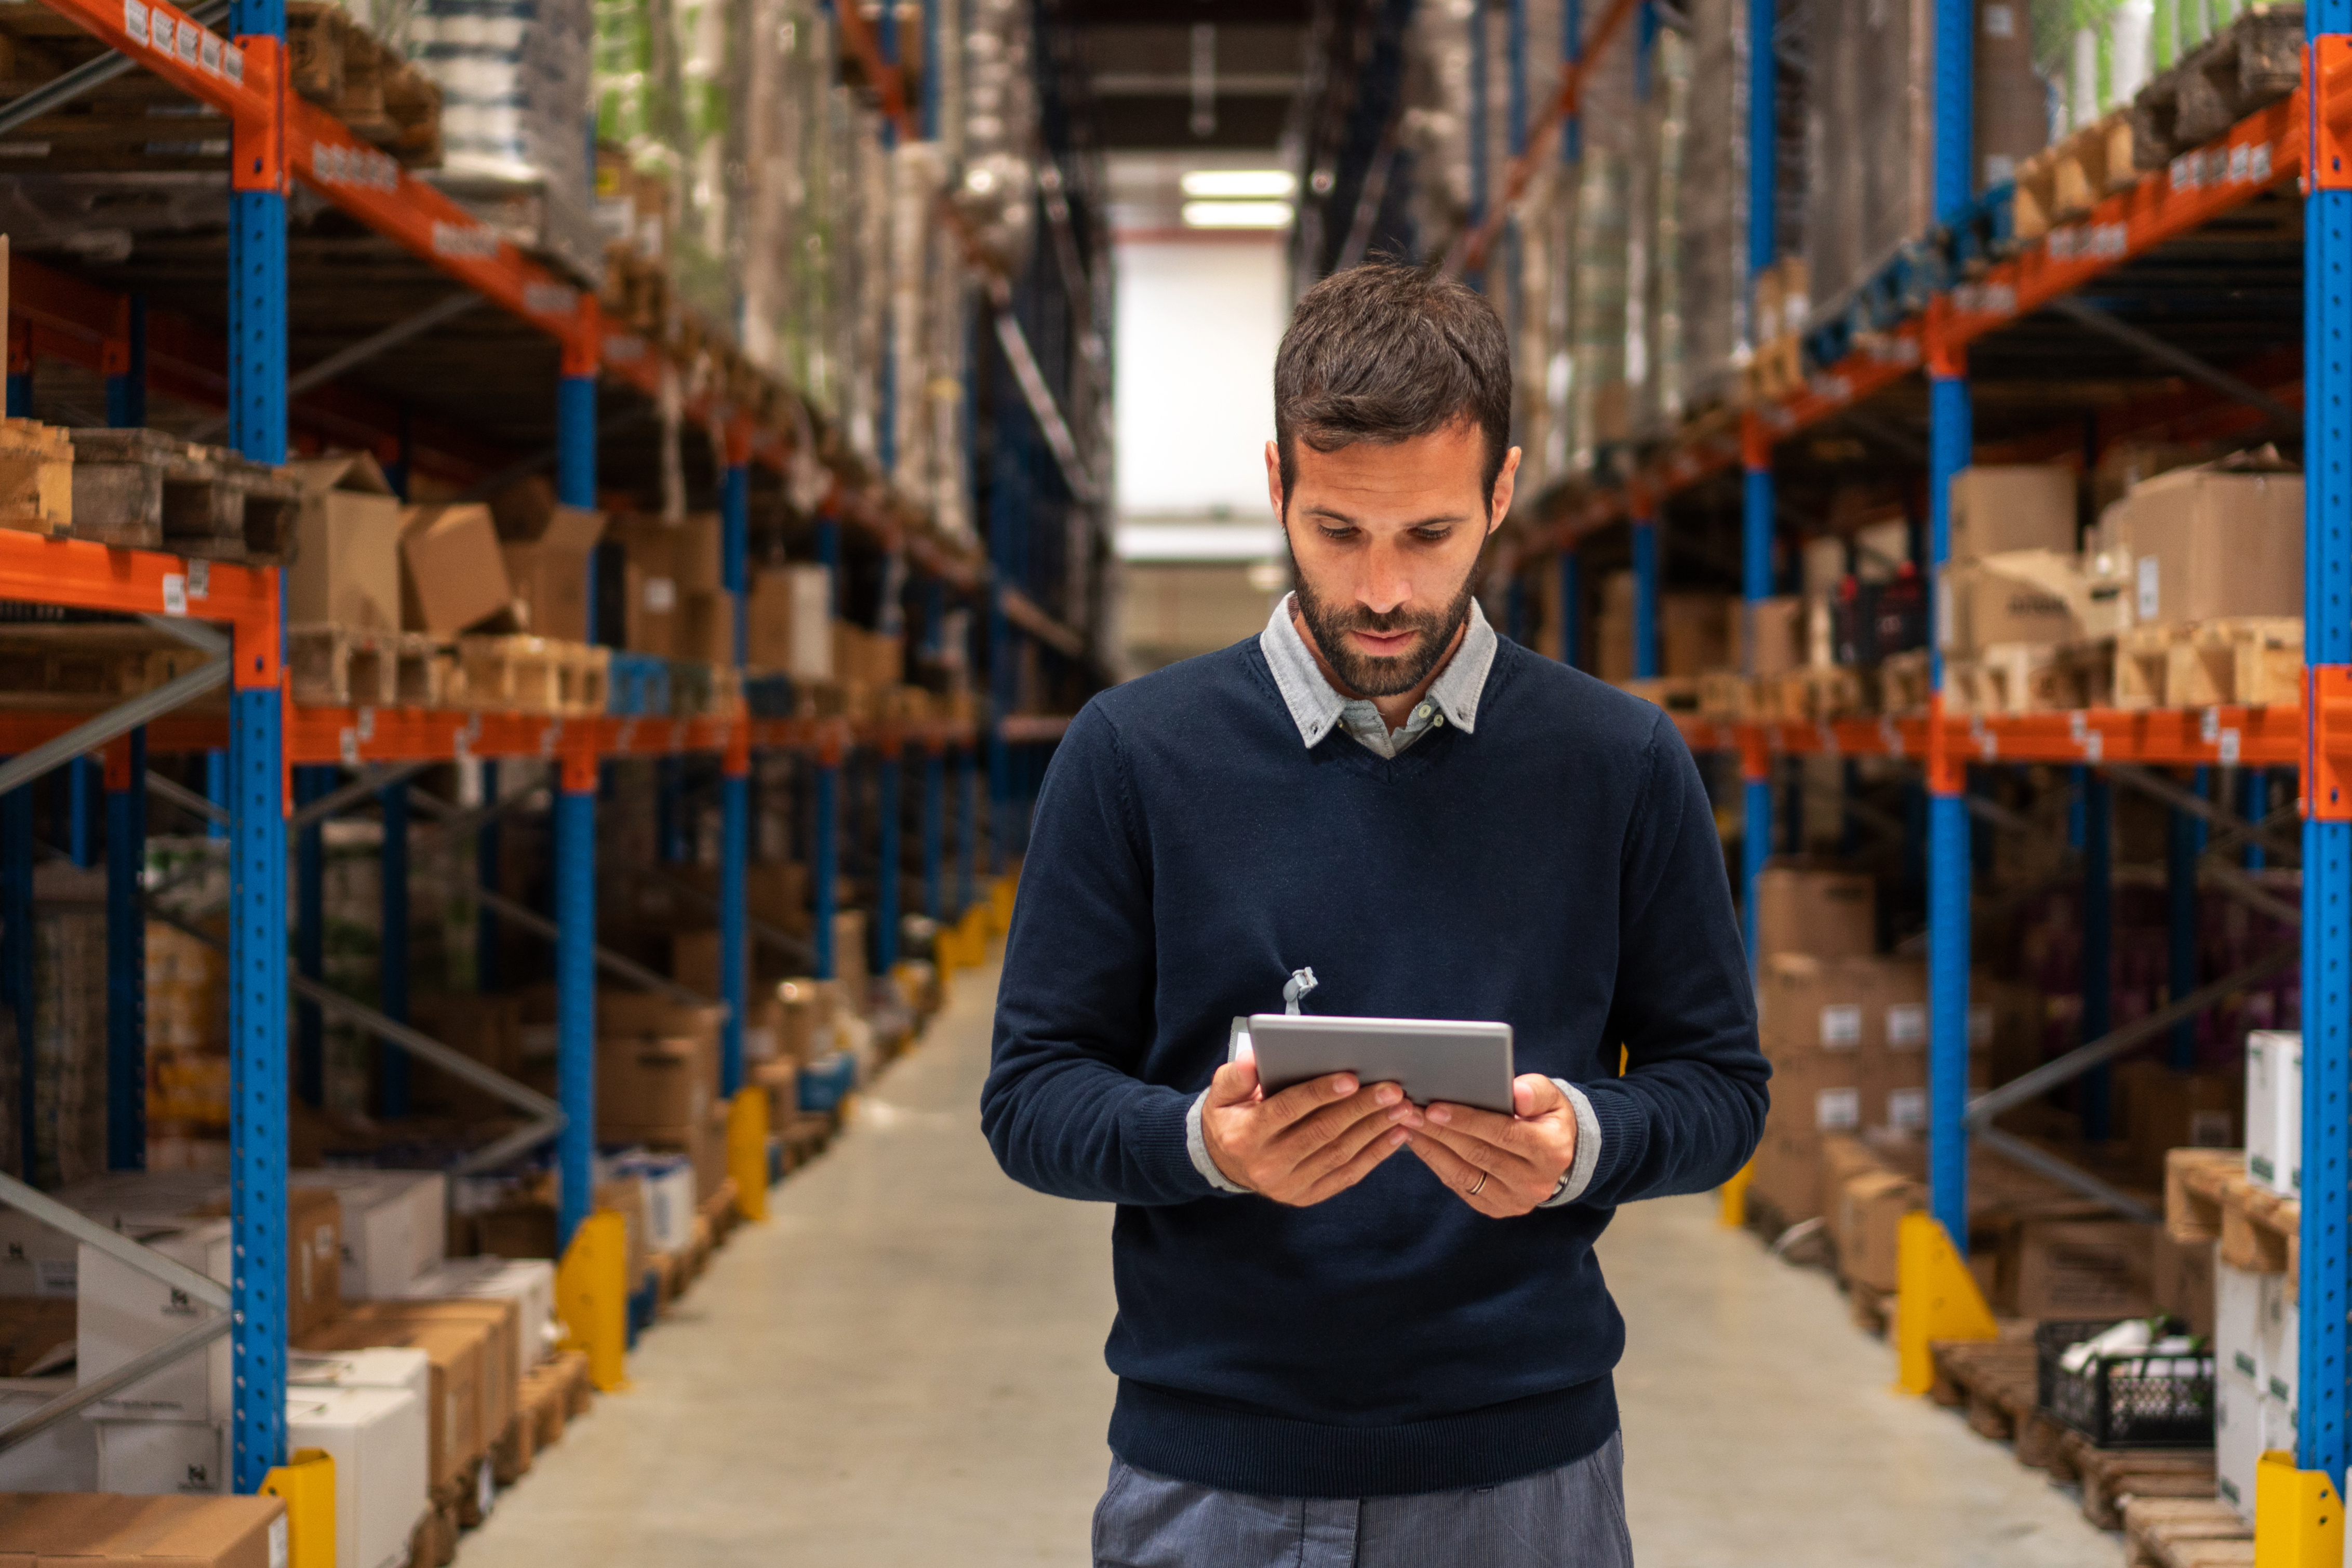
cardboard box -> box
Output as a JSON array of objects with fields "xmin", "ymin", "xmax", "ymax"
[
  {"xmin": 337, "ymin": 1299, "xmax": 517, "ymax": 1455},
  {"xmin": 286, "ymin": 1386, "xmax": 429, "ymax": 1568},
  {"xmin": 288, "ymin": 1171, "xmax": 447, "ymax": 1299},
  {"xmin": 1753, "ymin": 865, "xmax": 1876, "ymax": 959},
  {"xmin": 285, "ymin": 453, "xmax": 402, "ymax": 629},
  {"xmin": 769, "ymin": 977, "xmax": 837, "ymax": 1065},
  {"xmin": 0, "ymin": 1494, "xmax": 287, "ymax": 1566},
  {"xmin": 1837, "ymin": 1168, "xmax": 1923, "ymax": 1292},
  {"xmin": 833, "ymin": 623, "xmax": 905, "ymax": 688},
  {"xmin": 398, "ymin": 505, "xmax": 514, "ymax": 635},
  {"xmin": 594, "ymin": 1177, "xmax": 649, "ymax": 1291},
  {"xmin": 76, "ymin": 1222, "xmax": 232, "ymax": 1422},
  {"xmin": 2260, "ymin": 1270, "xmax": 2298, "ymax": 1412},
  {"xmin": 596, "ymin": 1035, "xmax": 713, "ymax": 1144},
  {"xmin": 1757, "ymin": 953, "xmax": 1925, "ymax": 1056},
  {"xmin": 1744, "ymin": 596, "xmax": 1805, "ymax": 678},
  {"xmin": 2150, "ymin": 1230, "xmax": 2217, "ymax": 1339},
  {"xmin": 287, "ymin": 1185, "xmax": 342, "ymax": 1340},
  {"xmin": 90, "ymin": 1420, "xmax": 229, "ymax": 1495},
  {"xmin": 498, "ymin": 506, "xmax": 605, "ymax": 642},
  {"xmin": 1940, "ymin": 551, "xmax": 2091, "ymax": 655},
  {"xmin": 289, "ymin": 1345, "xmax": 432, "ymax": 1414},
  {"xmin": 2104, "ymin": 466, "xmax": 2303, "ymax": 627},
  {"xmin": 0, "ymin": 1296, "xmax": 78, "ymax": 1377},
  {"xmin": 598, "ymin": 991, "xmax": 726, "ymax": 1047},
  {"xmin": 675, "ymin": 588, "xmax": 737, "ymax": 664},
  {"xmin": 747, "ymin": 566, "xmax": 834, "ymax": 678},
  {"xmin": 610, "ymin": 518, "xmax": 679, "ymax": 655},
  {"xmin": 673, "ymin": 513, "xmax": 723, "ymax": 594},
  {"xmin": 1975, "ymin": 0, "xmax": 2049, "ymax": 186},
  {"xmin": 2215, "ymin": 1368, "xmax": 2260, "ymax": 1521},
  {"xmin": 397, "ymin": 1258, "xmax": 558, "ymax": 1379},
  {"xmin": 2246, "ymin": 1029, "xmax": 2301, "ymax": 1199},
  {"xmin": 1949, "ymin": 465, "xmax": 2077, "ymax": 562},
  {"xmin": 2011, "ymin": 1218, "xmax": 2156, "ymax": 1320},
  {"xmin": 1659, "ymin": 593, "xmax": 1735, "ymax": 679},
  {"xmin": 2114, "ymin": 1061, "xmax": 2239, "ymax": 1186},
  {"xmin": 0, "ymin": 1387, "xmax": 98, "ymax": 1491},
  {"xmin": 296, "ymin": 1317, "xmax": 486, "ymax": 1489},
  {"xmin": 1746, "ymin": 1129, "xmax": 1821, "ymax": 1223}
]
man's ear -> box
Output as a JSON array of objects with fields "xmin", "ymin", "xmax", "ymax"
[
  {"xmin": 1265, "ymin": 439, "xmax": 1285, "ymax": 520},
  {"xmin": 1488, "ymin": 445, "xmax": 1523, "ymax": 535}
]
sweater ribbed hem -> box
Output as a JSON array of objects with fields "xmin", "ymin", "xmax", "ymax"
[{"xmin": 1107, "ymin": 1375, "xmax": 1618, "ymax": 1498}]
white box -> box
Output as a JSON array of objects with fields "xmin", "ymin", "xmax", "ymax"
[
  {"xmin": 291, "ymin": 1346, "xmax": 433, "ymax": 1411},
  {"xmin": 398, "ymin": 1258, "xmax": 559, "ymax": 1378},
  {"xmin": 0, "ymin": 1383, "xmax": 99, "ymax": 1490},
  {"xmin": 627, "ymin": 1158, "xmax": 697, "ymax": 1256},
  {"xmin": 289, "ymin": 1385, "xmax": 431, "ymax": 1568},
  {"xmin": 2247, "ymin": 1030, "xmax": 2301, "ymax": 1198},
  {"xmin": 76, "ymin": 1221, "xmax": 232, "ymax": 1422},
  {"xmin": 2260, "ymin": 1273, "xmax": 2300, "ymax": 1411},
  {"xmin": 2217, "ymin": 1261, "xmax": 2266, "ymax": 1392},
  {"xmin": 0, "ymin": 1172, "xmax": 229, "ymax": 1297},
  {"xmin": 92, "ymin": 1417, "xmax": 228, "ymax": 1494},
  {"xmin": 289, "ymin": 1171, "xmax": 447, "ymax": 1297},
  {"xmin": 2215, "ymin": 1371, "xmax": 2262, "ymax": 1523},
  {"xmin": 2262, "ymin": 1380, "xmax": 2299, "ymax": 1458}
]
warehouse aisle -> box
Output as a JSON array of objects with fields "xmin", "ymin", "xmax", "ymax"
[{"xmin": 461, "ymin": 961, "xmax": 2115, "ymax": 1567}]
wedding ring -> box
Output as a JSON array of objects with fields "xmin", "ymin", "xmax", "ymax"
[{"xmin": 1468, "ymin": 1172, "xmax": 1489, "ymax": 1198}]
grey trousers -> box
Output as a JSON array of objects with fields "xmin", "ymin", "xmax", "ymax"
[{"xmin": 1091, "ymin": 1432, "xmax": 1634, "ymax": 1568}]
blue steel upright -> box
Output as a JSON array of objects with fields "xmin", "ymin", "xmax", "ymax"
[
  {"xmin": 1740, "ymin": 458, "xmax": 1773, "ymax": 964},
  {"xmin": 2298, "ymin": 0, "xmax": 2351, "ymax": 1484},
  {"xmin": 718, "ymin": 457, "xmax": 750, "ymax": 1098},
  {"xmin": 813, "ymin": 758, "xmax": 840, "ymax": 981},
  {"xmin": 1920, "ymin": 0, "xmax": 1976, "ymax": 1251},
  {"xmin": 554, "ymin": 345, "xmax": 599, "ymax": 1249},
  {"xmin": 226, "ymin": 2, "xmax": 289, "ymax": 1480},
  {"xmin": 380, "ymin": 779, "xmax": 410, "ymax": 1117},
  {"xmin": 1630, "ymin": 519, "xmax": 1659, "ymax": 679},
  {"xmin": 105, "ymin": 732, "xmax": 146, "ymax": 1169},
  {"xmin": 877, "ymin": 751, "xmax": 902, "ymax": 973}
]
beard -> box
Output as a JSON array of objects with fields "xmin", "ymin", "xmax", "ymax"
[{"xmin": 1292, "ymin": 562, "xmax": 1479, "ymax": 699}]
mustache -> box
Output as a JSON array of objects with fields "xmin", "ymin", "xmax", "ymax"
[{"xmin": 1328, "ymin": 607, "xmax": 1443, "ymax": 638}]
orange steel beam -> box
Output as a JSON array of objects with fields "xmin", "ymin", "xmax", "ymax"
[
  {"xmin": 1453, "ymin": 0, "xmax": 1643, "ymax": 279},
  {"xmin": 1675, "ymin": 702, "xmax": 2303, "ymax": 769}
]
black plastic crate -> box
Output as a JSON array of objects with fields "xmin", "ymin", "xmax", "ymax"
[{"xmin": 2035, "ymin": 1318, "xmax": 2215, "ymax": 1449}]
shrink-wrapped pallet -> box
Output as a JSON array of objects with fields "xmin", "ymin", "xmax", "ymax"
[
  {"xmin": 1679, "ymin": 0, "xmax": 1749, "ymax": 410},
  {"xmin": 1803, "ymin": 0, "xmax": 1930, "ymax": 315},
  {"xmin": 1629, "ymin": 24, "xmax": 1691, "ymax": 439}
]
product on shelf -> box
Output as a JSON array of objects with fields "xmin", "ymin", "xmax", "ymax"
[{"xmin": 0, "ymin": 419, "xmax": 75, "ymax": 535}]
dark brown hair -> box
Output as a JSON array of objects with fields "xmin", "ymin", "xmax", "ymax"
[{"xmin": 1273, "ymin": 262, "xmax": 1513, "ymax": 511}]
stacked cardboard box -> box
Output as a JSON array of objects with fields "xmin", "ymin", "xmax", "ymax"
[{"xmin": 0, "ymin": 1493, "xmax": 288, "ymax": 1564}]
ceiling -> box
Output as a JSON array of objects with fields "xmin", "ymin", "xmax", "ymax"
[{"xmin": 1057, "ymin": 0, "xmax": 1314, "ymax": 153}]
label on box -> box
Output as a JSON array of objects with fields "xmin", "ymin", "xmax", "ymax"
[
  {"xmin": 644, "ymin": 577, "xmax": 676, "ymax": 613},
  {"xmin": 1887, "ymin": 1003, "xmax": 1927, "ymax": 1050},
  {"xmin": 1816, "ymin": 1088, "xmax": 1860, "ymax": 1131},
  {"xmin": 270, "ymin": 1517, "xmax": 288, "ymax": 1568},
  {"xmin": 33, "ymin": 1258, "xmax": 74, "ymax": 1297},
  {"xmin": 1983, "ymin": 2, "xmax": 2014, "ymax": 34},
  {"xmin": 2137, "ymin": 556, "xmax": 2160, "ymax": 621},
  {"xmin": 1819, "ymin": 1004, "xmax": 1862, "ymax": 1050},
  {"xmin": 1888, "ymin": 1087, "xmax": 1927, "ymax": 1132}
]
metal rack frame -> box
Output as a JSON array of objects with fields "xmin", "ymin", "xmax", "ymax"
[{"xmin": 1444, "ymin": 0, "xmax": 2352, "ymax": 1502}]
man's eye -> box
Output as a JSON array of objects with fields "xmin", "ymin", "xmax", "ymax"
[
  {"xmin": 1319, "ymin": 527, "xmax": 1355, "ymax": 542},
  {"xmin": 1413, "ymin": 529, "xmax": 1451, "ymax": 543}
]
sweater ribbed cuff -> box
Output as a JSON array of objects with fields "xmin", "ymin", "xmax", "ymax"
[
  {"xmin": 1538, "ymin": 1080, "xmax": 1603, "ymax": 1208},
  {"xmin": 1133, "ymin": 1085, "xmax": 1219, "ymax": 1200},
  {"xmin": 1186, "ymin": 1091, "xmax": 1252, "ymax": 1195},
  {"xmin": 1572, "ymin": 1082, "xmax": 1650, "ymax": 1206}
]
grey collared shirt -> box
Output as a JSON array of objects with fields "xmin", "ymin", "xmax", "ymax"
[{"xmin": 1184, "ymin": 595, "xmax": 1603, "ymax": 1207}]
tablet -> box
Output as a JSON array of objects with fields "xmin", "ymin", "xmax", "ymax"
[{"xmin": 1236, "ymin": 1014, "xmax": 1515, "ymax": 1114}]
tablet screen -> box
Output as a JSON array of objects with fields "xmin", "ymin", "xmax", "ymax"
[{"xmin": 1240, "ymin": 1014, "xmax": 1515, "ymax": 1114}]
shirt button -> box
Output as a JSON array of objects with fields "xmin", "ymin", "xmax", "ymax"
[
  {"xmin": 1433, "ymin": 714, "xmax": 1446, "ymax": 727},
  {"xmin": 1414, "ymin": 703, "xmax": 1431, "ymax": 719}
]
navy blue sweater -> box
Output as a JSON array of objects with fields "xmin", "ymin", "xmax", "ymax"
[{"xmin": 981, "ymin": 634, "xmax": 1767, "ymax": 1498}]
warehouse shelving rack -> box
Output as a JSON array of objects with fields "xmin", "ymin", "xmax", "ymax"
[
  {"xmin": 0, "ymin": 0, "xmax": 1099, "ymax": 1508},
  {"xmin": 1441, "ymin": 0, "xmax": 2352, "ymax": 1515}
]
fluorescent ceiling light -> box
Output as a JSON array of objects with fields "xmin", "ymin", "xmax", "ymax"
[
  {"xmin": 1180, "ymin": 169, "xmax": 1297, "ymax": 199},
  {"xmin": 1181, "ymin": 200, "xmax": 1294, "ymax": 230}
]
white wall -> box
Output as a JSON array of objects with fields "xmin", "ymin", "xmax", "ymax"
[{"xmin": 1112, "ymin": 236, "xmax": 1288, "ymax": 520}]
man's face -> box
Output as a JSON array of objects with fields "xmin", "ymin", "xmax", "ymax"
[{"xmin": 1264, "ymin": 420, "xmax": 1519, "ymax": 698}]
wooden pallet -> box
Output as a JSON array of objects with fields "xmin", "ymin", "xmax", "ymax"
[
  {"xmin": 2124, "ymin": 1497, "xmax": 2253, "ymax": 1568},
  {"xmin": 452, "ymin": 635, "xmax": 610, "ymax": 715},
  {"xmin": 285, "ymin": 3, "xmax": 442, "ymax": 166},
  {"xmin": 1929, "ymin": 1334, "xmax": 2041, "ymax": 1443},
  {"xmin": 0, "ymin": 623, "xmax": 224, "ymax": 710},
  {"xmin": 0, "ymin": 6, "xmax": 237, "ymax": 173},
  {"xmin": 2166, "ymin": 1147, "xmax": 2296, "ymax": 1274},
  {"xmin": 287, "ymin": 624, "xmax": 449, "ymax": 708},
  {"xmin": 1877, "ymin": 649, "xmax": 1932, "ymax": 715},
  {"xmin": 1776, "ymin": 664, "xmax": 1870, "ymax": 723},
  {"xmin": 1618, "ymin": 676, "xmax": 1704, "ymax": 716},
  {"xmin": 780, "ymin": 1109, "xmax": 837, "ymax": 1172},
  {"xmin": 67, "ymin": 428, "xmax": 300, "ymax": 562},
  {"xmin": 2116, "ymin": 620, "xmax": 2302, "ymax": 709},
  {"xmin": 1747, "ymin": 334, "xmax": 1805, "ymax": 402},
  {"xmin": 2131, "ymin": 8, "xmax": 2305, "ymax": 168},
  {"xmin": 0, "ymin": 420, "xmax": 74, "ymax": 534},
  {"xmin": 700, "ymin": 1175, "xmax": 741, "ymax": 1238},
  {"xmin": 1846, "ymin": 1279, "xmax": 1891, "ymax": 1336},
  {"xmin": 503, "ymin": 1348, "xmax": 593, "ymax": 1481},
  {"xmin": 1696, "ymin": 670, "xmax": 1752, "ymax": 723},
  {"xmin": 2063, "ymin": 1431, "xmax": 2219, "ymax": 1530}
]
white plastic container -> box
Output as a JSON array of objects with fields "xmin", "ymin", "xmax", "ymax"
[
  {"xmin": 92, "ymin": 1417, "xmax": 228, "ymax": 1494},
  {"xmin": 289, "ymin": 1171, "xmax": 448, "ymax": 1298},
  {"xmin": 2216, "ymin": 1259, "xmax": 2265, "ymax": 1391},
  {"xmin": 2215, "ymin": 1370, "xmax": 2262, "ymax": 1523},
  {"xmin": 75, "ymin": 1220, "xmax": 231, "ymax": 1422},
  {"xmin": 2246, "ymin": 1030, "xmax": 2301, "ymax": 1199}
]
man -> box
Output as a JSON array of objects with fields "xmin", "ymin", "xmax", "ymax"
[{"xmin": 982, "ymin": 262, "xmax": 1767, "ymax": 1566}]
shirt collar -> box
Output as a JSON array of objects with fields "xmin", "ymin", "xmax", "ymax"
[{"xmin": 1258, "ymin": 592, "xmax": 1496, "ymax": 749}]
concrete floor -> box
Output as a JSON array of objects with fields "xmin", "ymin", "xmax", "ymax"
[{"xmin": 458, "ymin": 957, "xmax": 2121, "ymax": 1567}]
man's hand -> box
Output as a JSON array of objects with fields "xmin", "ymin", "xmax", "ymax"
[
  {"xmin": 1406, "ymin": 1074, "xmax": 1578, "ymax": 1217},
  {"xmin": 1200, "ymin": 1047, "xmax": 1418, "ymax": 1207}
]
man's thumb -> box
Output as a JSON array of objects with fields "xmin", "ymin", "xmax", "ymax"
[
  {"xmin": 1210, "ymin": 1047, "xmax": 1261, "ymax": 1106},
  {"xmin": 1515, "ymin": 1073, "xmax": 1567, "ymax": 1119}
]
